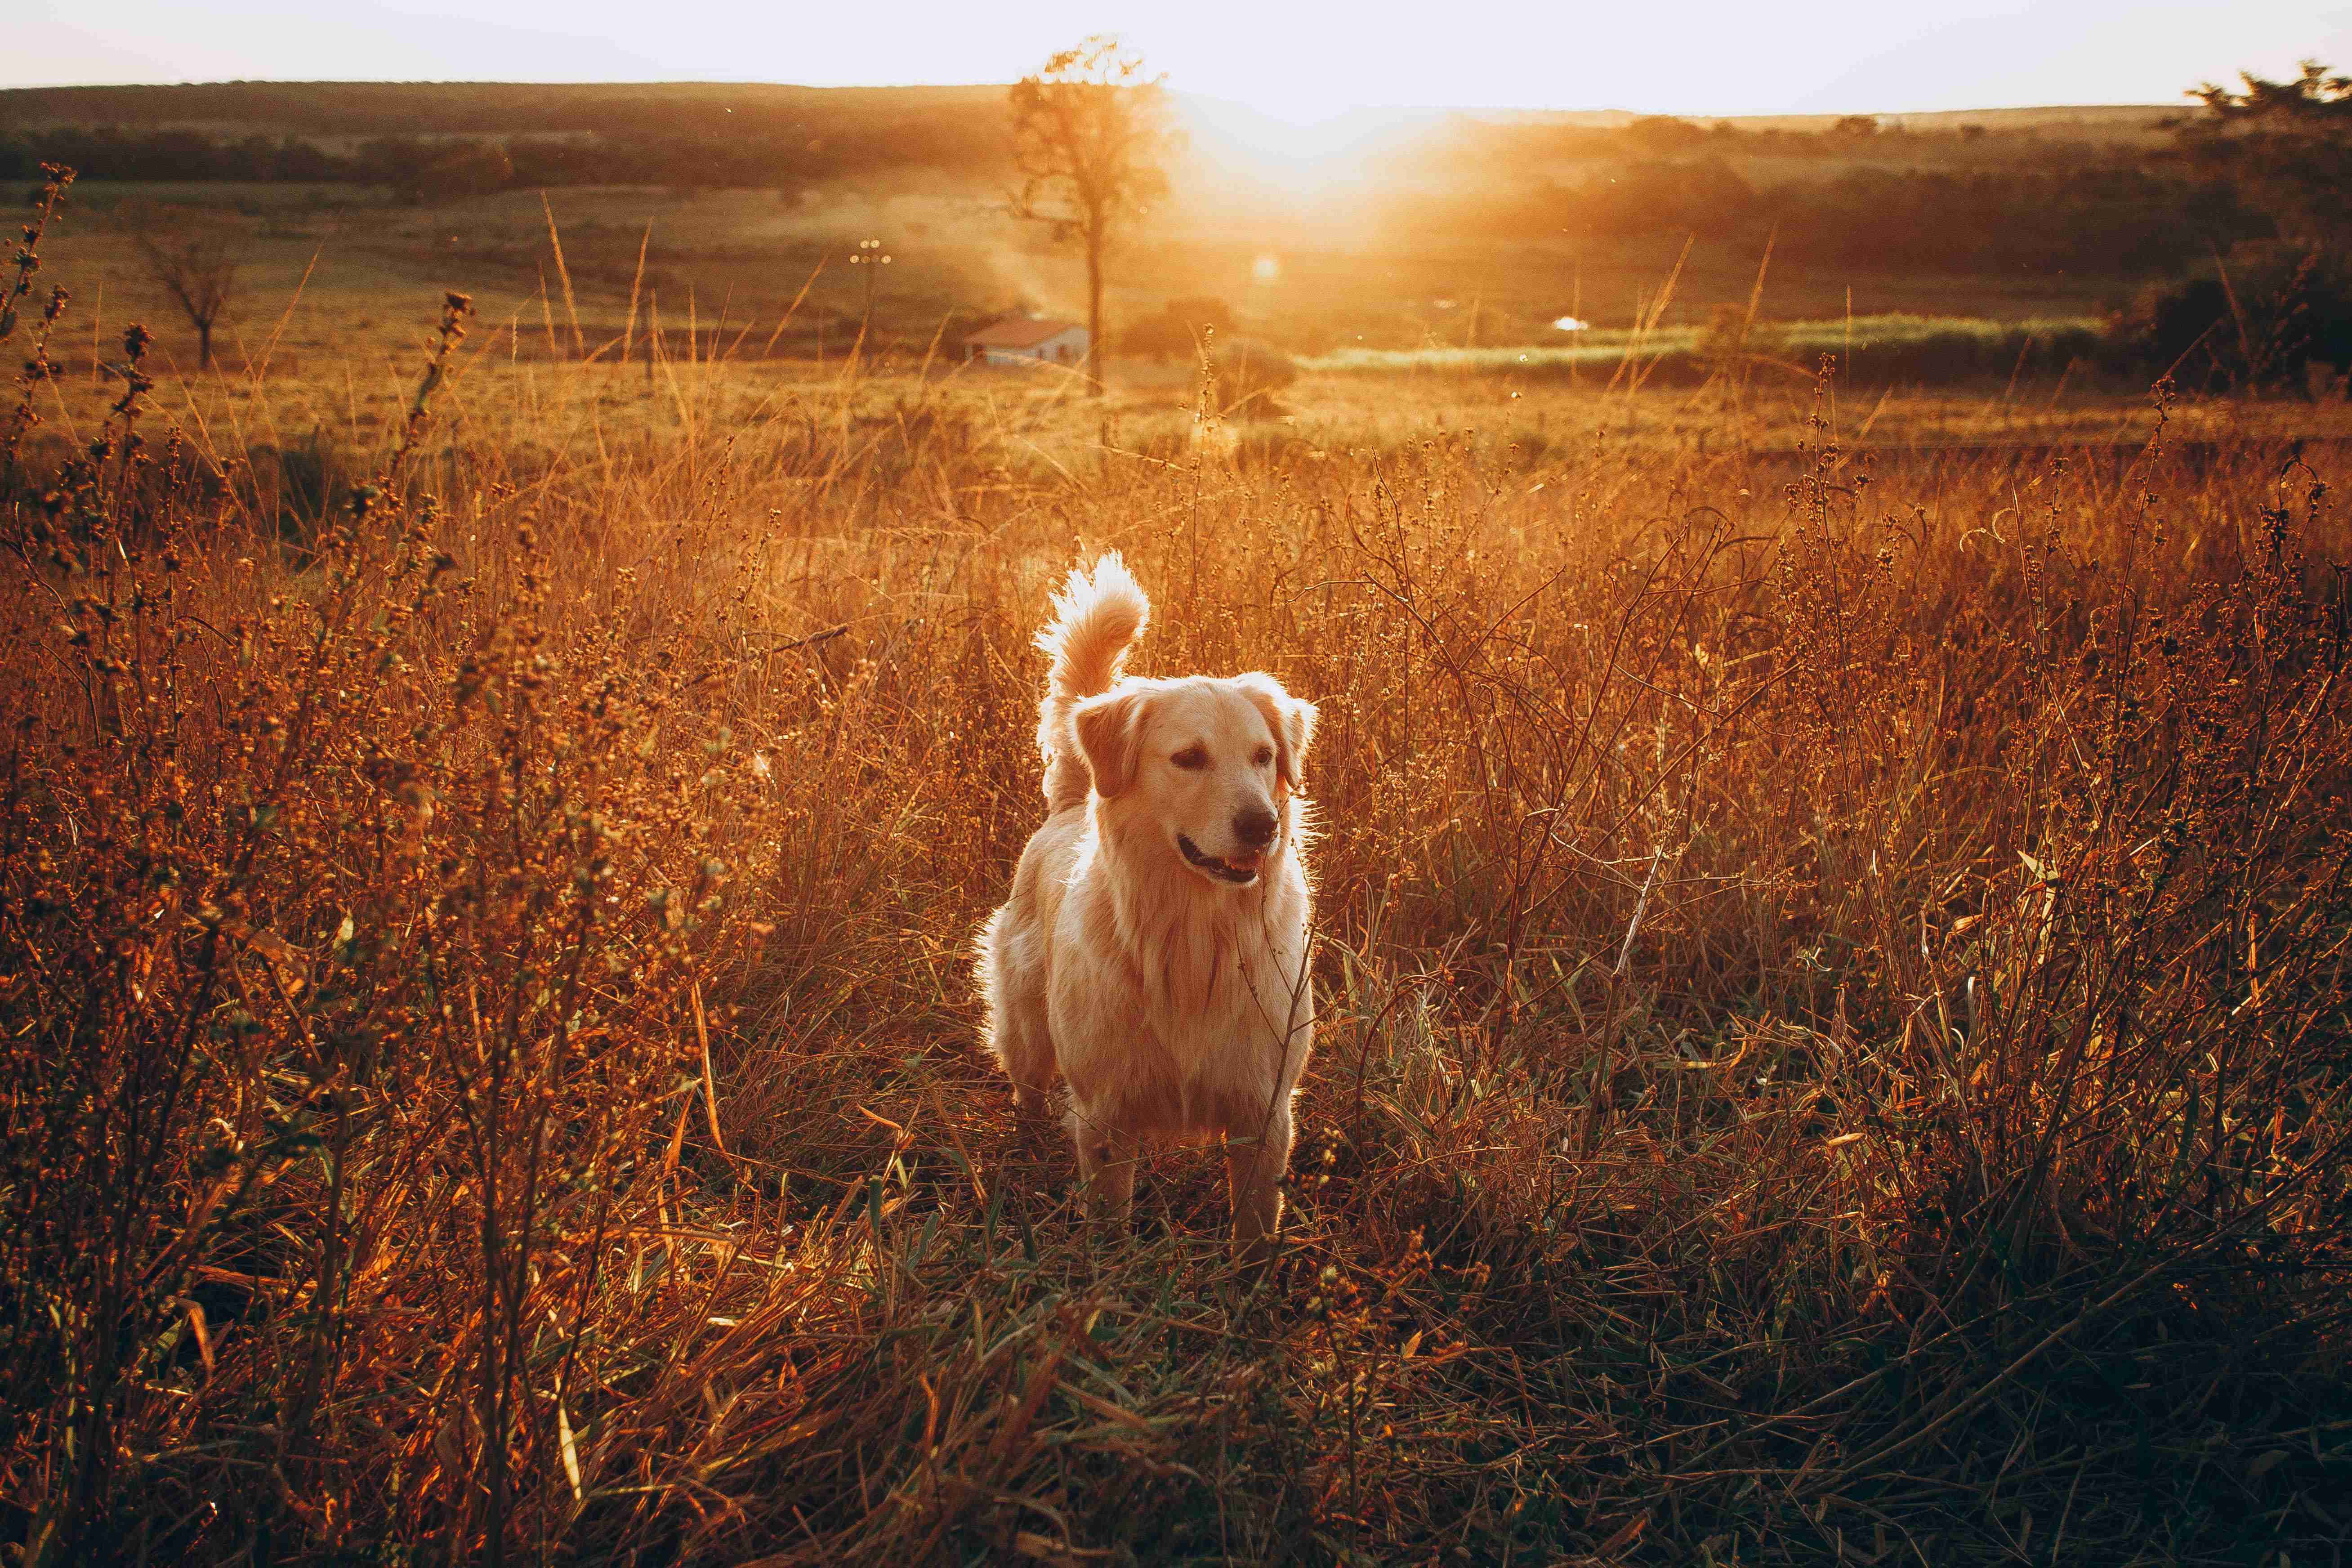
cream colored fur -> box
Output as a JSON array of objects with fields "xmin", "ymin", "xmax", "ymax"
[{"xmin": 978, "ymin": 554, "xmax": 1318, "ymax": 1263}]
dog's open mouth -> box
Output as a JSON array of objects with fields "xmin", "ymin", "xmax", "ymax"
[{"xmin": 1178, "ymin": 835, "xmax": 1262, "ymax": 884}]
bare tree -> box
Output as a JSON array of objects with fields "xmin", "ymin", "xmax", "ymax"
[
  {"xmin": 1009, "ymin": 36, "xmax": 1178, "ymax": 395},
  {"xmin": 132, "ymin": 212, "xmax": 241, "ymax": 370}
]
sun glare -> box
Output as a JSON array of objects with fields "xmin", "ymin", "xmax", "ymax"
[{"xmin": 1174, "ymin": 91, "xmax": 1405, "ymax": 192}]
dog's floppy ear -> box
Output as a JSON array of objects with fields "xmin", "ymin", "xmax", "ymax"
[
  {"xmin": 1072, "ymin": 688, "xmax": 1148, "ymax": 799},
  {"xmin": 1234, "ymin": 674, "xmax": 1318, "ymax": 793}
]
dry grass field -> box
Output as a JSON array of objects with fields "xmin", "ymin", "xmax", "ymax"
[
  {"xmin": 4, "ymin": 166, "xmax": 2352, "ymax": 1566},
  {"xmin": 26, "ymin": 171, "xmax": 2130, "ymax": 380}
]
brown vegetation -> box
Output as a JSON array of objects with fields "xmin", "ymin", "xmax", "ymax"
[{"xmin": 3, "ymin": 163, "xmax": 2350, "ymax": 1565}]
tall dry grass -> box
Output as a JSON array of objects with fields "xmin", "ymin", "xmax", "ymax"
[{"xmin": 4, "ymin": 164, "xmax": 2350, "ymax": 1565}]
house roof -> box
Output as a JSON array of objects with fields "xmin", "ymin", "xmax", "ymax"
[{"xmin": 963, "ymin": 317, "xmax": 1085, "ymax": 348}]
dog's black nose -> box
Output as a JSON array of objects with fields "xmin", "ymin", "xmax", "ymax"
[{"xmin": 1234, "ymin": 805, "xmax": 1278, "ymax": 850}]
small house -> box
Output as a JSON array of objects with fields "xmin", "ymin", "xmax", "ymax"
[{"xmin": 963, "ymin": 317, "xmax": 1089, "ymax": 368}]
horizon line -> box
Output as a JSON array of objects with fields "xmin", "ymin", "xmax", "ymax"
[{"xmin": 0, "ymin": 76, "xmax": 2194, "ymax": 122}]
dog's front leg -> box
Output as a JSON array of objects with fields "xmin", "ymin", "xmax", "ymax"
[
  {"xmin": 1071, "ymin": 1112, "xmax": 1137, "ymax": 1223},
  {"xmin": 1226, "ymin": 1100, "xmax": 1293, "ymax": 1268}
]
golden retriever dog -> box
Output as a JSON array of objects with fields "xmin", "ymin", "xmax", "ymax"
[{"xmin": 977, "ymin": 554, "xmax": 1317, "ymax": 1262}]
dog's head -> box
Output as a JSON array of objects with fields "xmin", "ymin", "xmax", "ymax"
[{"xmin": 1072, "ymin": 673, "xmax": 1317, "ymax": 888}]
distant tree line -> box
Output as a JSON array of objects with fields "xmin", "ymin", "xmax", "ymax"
[
  {"xmin": 0, "ymin": 81, "xmax": 993, "ymax": 134},
  {"xmin": 1363, "ymin": 101, "xmax": 2274, "ymax": 278},
  {"xmin": 0, "ymin": 126, "xmax": 348, "ymax": 183},
  {"xmin": 1391, "ymin": 110, "xmax": 2172, "ymax": 175},
  {"xmin": 1376, "ymin": 160, "xmax": 2263, "ymax": 277},
  {"xmin": 0, "ymin": 122, "xmax": 1006, "ymax": 201},
  {"xmin": 5, "ymin": 123, "xmax": 2254, "ymax": 276},
  {"xmin": 0, "ymin": 81, "xmax": 1010, "ymax": 197}
]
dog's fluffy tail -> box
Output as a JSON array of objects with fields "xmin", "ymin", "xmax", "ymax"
[{"xmin": 1035, "ymin": 553, "xmax": 1149, "ymax": 812}]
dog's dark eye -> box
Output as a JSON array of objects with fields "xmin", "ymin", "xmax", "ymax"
[
  {"xmin": 1172, "ymin": 746, "xmax": 1208, "ymax": 770},
  {"xmin": 1253, "ymin": 746, "xmax": 1275, "ymax": 768}
]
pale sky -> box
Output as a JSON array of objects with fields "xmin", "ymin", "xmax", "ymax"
[{"xmin": 12, "ymin": 0, "xmax": 2352, "ymax": 119}]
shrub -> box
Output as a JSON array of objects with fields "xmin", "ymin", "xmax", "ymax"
[
  {"xmin": 246, "ymin": 425, "xmax": 356, "ymax": 536},
  {"xmin": 1118, "ymin": 296, "xmax": 1236, "ymax": 361},
  {"xmin": 1205, "ymin": 334, "xmax": 1297, "ymax": 414},
  {"xmin": 2110, "ymin": 243, "xmax": 2352, "ymax": 389}
]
